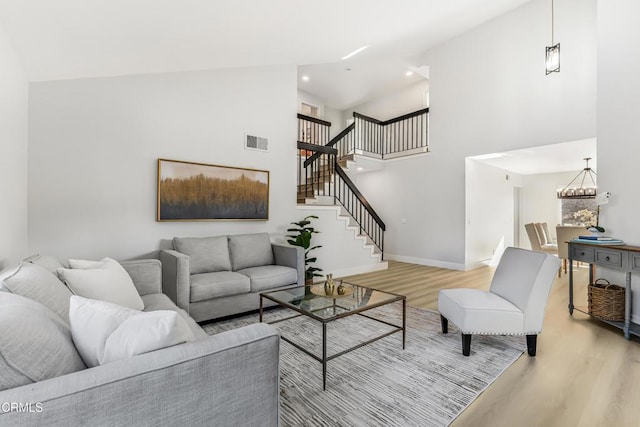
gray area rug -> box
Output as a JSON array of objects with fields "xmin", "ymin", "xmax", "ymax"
[{"xmin": 203, "ymin": 304, "xmax": 524, "ymax": 426}]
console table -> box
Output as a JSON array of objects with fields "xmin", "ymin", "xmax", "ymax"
[{"xmin": 568, "ymin": 241, "xmax": 640, "ymax": 339}]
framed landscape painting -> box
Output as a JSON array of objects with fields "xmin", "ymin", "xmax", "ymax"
[{"xmin": 157, "ymin": 158, "xmax": 269, "ymax": 221}]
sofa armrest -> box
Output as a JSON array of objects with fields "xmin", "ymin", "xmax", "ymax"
[
  {"xmin": 120, "ymin": 259, "xmax": 162, "ymax": 296},
  {"xmin": 272, "ymin": 243, "xmax": 304, "ymax": 287},
  {"xmin": 160, "ymin": 250, "xmax": 191, "ymax": 312},
  {"xmin": 0, "ymin": 323, "xmax": 280, "ymax": 427}
]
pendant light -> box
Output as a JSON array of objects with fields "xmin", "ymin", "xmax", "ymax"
[{"xmin": 545, "ymin": 0, "xmax": 560, "ymax": 74}]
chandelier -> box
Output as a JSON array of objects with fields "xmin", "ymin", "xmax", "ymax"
[{"xmin": 557, "ymin": 158, "xmax": 597, "ymax": 199}]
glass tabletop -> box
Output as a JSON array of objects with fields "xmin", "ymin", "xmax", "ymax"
[{"xmin": 261, "ymin": 282, "xmax": 404, "ymax": 321}]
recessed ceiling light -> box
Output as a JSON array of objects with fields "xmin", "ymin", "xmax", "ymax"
[
  {"xmin": 301, "ymin": 75, "xmax": 310, "ymax": 82},
  {"xmin": 357, "ymin": 167, "xmax": 364, "ymax": 171},
  {"xmin": 341, "ymin": 46, "xmax": 368, "ymax": 60},
  {"xmin": 406, "ymin": 71, "xmax": 414, "ymax": 77}
]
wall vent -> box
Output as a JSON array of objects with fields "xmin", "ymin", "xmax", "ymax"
[{"xmin": 245, "ymin": 134, "xmax": 268, "ymax": 152}]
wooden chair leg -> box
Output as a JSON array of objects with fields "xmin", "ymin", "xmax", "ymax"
[
  {"xmin": 563, "ymin": 258, "xmax": 568, "ymax": 273},
  {"xmin": 440, "ymin": 315, "xmax": 448, "ymax": 334},
  {"xmin": 526, "ymin": 335, "xmax": 537, "ymax": 356},
  {"xmin": 462, "ymin": 333, "xmax": 472, "ymax": 356}
]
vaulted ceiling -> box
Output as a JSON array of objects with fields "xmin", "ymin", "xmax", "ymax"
[{"xmin": 0, "ymin": 0, "xmax": 532, "ymax": 83}]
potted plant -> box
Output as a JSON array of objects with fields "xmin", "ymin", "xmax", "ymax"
[{"xmin": 287, "ymin": 215, "xmax": 322, "ymax": 285}]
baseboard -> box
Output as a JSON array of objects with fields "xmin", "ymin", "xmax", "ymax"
[
  {"xmin": 330, "ymin": 262, "xmax": 388, "ymax": 278},
  {"xmin": 385, "ymin": 254, "xmax": 466, "ymax": 271}
]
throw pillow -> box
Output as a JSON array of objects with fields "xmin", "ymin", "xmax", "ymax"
[
  {"xmin": 0, "ymin": 292, "xmax": 86, "ymax": 391},
  {"xmin": 58, "ymin": 258, "xmax": 144, "ymax": 310},
  {"xmin": 69, "ymin": 296, "xmax": 195, "ymax": 367},
  {"xmin": 173, "ymin": 236, "xmax": 232, "ymax": 274},
  {"xmin": 228, "ymin": 233, "xmax": 274, "ymax": 271},
  {"xmin": 2, "ymin": 262, "xmax": 74, "ymax": 325},
  {"xmin": 23, "ymin": 254, "xmax": 68, "ymax": 274}
]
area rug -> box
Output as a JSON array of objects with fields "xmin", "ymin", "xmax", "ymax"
[{"xmin": 202, "ymin": 304, "xmax": 525, "ymax": 427}]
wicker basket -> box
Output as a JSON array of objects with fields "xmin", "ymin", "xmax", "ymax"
[{"xmin": 588, "ymin": 278, "xmax": 625, "ymax": 322}]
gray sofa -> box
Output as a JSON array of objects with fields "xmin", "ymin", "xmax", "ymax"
[
  {"xmin": 161, "ymin": 233, "xmax": 304, "ymax": 322},
  {"xmin": 0, "ymin": 256, "xmax": 280, "ymax": 427}
]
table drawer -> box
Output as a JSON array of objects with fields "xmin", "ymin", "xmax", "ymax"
[
  {"xmin": 631, "ymin": 254, "xmax": 640, "ymax": 272},
  {"xmin": 572, "ymin": 246, "xmax": 595, "ymax": 263},
  {"xmin": 595, "ymin": 249, "xmax": 625, "ymax": 268}
]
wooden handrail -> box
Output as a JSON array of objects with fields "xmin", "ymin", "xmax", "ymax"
[
  {"xmin": 297, "ymin": 141, "xmax": 338, "ymax": 155},
  {"xmin": 382, "ymin": 108, "xmax": 429, "ymax": 125},
  {"xmin": 335, "ymin": 165, "xmax": 386, "ymax": 231},
  {"xmin": 353, "ymin": 112, "xmax": 383, "ymax": 124},
  {"xmin": 297, "ymin": 113, "xmax": 332, "ymax": 127},
  {"xmin": 327, "ymin": 122, "xmax": 355, "ymax": 147}
]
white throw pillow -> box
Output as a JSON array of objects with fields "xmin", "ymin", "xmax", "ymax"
[
  {"xmin": 69, "ymin": 296, "xmax": 195, "ymax": 367},
  {"xmin": 58, "ymin": 258, "xmax": 144, "ymax": 310}
]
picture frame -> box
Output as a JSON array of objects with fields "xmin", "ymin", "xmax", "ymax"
[{"xmin": 157, "ymin": 158, "xmax": 269, "ymax": 221}]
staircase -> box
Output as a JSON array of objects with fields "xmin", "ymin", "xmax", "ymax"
[{"xmin": 296, "ymin": 108, "xmax": 430, "ymax": 259}]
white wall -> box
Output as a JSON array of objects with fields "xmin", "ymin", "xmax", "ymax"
[
  {"xmin": 288, "ymin": 206, "xmax": 386, "ymax": 279},
  {"xmin": 520, "ymin": 171, "xmax": 577, "ymax": 247},
  {"xmin": 597, "ymin": 0, "xmax": 640, "ymax": 322},
  {"xmin": 28, "ymin": 66, "xmax": 299, "ymax": 261},
  {"xmin": 465, "ymin": 160, "xmax": 523, "ymax": 266},
  {"xmin": 297, "ymin": 89, "xmax": 343, "ymax": 138},
  {"xmin": 0, "ymin": 21, "xmax": 28, "ymax": 269},
  {"xmin": 344, "ymin": 80, "xmax": 429, "ymax": 122},
  {"xmin": 355, "ymin": 0, "xmax": 596, "ymax": 269}
]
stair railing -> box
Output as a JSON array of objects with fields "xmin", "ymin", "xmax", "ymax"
[
  {"xmin": 297, "ymin": 142, "xmax": 337, "ymax": 202},
  {"xmin": 297, "ymin": 114, "xmax": 331, "ymax": 146},
  {"xmin": 334, "ymin": 164, "xmax": 385, "ymax": 254},
  {"xmin": 351, "ymin": 108, "xmax": 429, "ymax": 158},
  {"xmin": 296, "ymin": 141, "xmax": 385, "ymax": 254}
]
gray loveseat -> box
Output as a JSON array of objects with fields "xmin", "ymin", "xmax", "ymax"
[
  {"xmin": 0, "ymin": 256, "xmax": 279, "ymax": 427},
  {"xmin": 161, "ymin": 233, "xmax": 304, "ymax": 322}
]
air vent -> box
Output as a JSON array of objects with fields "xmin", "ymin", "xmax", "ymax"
[{"xmin": 245, "ymin": 134, "xmax": 268, "ymax": 152}]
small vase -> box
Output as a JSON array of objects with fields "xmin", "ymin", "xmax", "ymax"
[
  {"xmin": 324, "ymin": 274, "xmax": 335, "ymax": 295},
  {"xmin": 337, "ymin": 282, "xmax": 346, "ymax": 295}
]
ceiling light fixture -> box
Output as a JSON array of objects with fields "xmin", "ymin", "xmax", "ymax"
[
  {"xmin": 301, "ymin": 75, "xmax": 309, "ymax": 82},
  {"xmin": 406, "ymin": 71, "xmax": 414, "ymax": 77},
  {"xmin": 557, "ymin": 158, "xmax": 597, "ymax": 199},
  {"xmin": 341, "ymin": 46, "xmax": 368, "ymax": 60},
  {"xmin": 545, "ymin": 0, "xmax": 560, "ymax": 74}
]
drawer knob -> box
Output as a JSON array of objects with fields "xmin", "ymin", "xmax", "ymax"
[
  {"xmin": 581, "ymin": 252, "xmax": 585, "ymax": 256},
  {"xmin": 606, "ymin": 256, "xmax": 611, "ymax": 261}
]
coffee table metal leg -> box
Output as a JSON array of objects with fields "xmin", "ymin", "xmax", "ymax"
[
  {"xmin": 322, "ymin": 322, "xmax": 327, "ymax": 390},
  {"xmin": 402, "ymin": 298, "xmax": 406, "ymax": 350},
  {"xmin": 259, "ymin": 295, "xmax": 263, "ymax": 322}
]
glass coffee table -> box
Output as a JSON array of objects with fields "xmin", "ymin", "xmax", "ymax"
[{"xmin": 259, "ymin": 282, "xmax": 406, "ymax": 390}]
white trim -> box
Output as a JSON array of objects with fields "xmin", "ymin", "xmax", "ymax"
[{"xmin": 385, "ymin": 253, "xmax": 467, "ymax": 271}]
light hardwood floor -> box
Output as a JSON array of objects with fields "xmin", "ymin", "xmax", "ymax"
[{"xmin": 343, "ymin": 261, "xmax": 640, "ymax": 427}]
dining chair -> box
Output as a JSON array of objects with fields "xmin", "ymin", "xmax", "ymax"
[{"xmin": 525, "ymin": 223, "xmax": 557, "ymax": 255}]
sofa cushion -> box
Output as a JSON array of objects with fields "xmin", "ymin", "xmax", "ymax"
[
  {"xmin": 190, "ymin": 271, "xmax": 250, "ymax": 302},
  {"xmin": 438, "ymin": 288, "xmax": 524, "ymax": 334},
  {"xmin": 141, "ymin": 293, "xmax": 208, "ymax": 340},
  {"xmin": 228, "ymin": 233, "xmax": 274, "ymax": 271},
  {"xmin": 2, "ymin": 262, "xmax": 74, "ymax": 325},
  {"xmin": 58, "ymin": 258, "xmax": 145, "ymax": 310},
  {"xmin": 237, "ymin": 265, "xmax": 298, "ymax": 293},
  {"xmin": 69, "ymin": 296, "xmax": 195, "ymax": 367},
  {"xmin": 0, "ymin": 292, "xmax": 86, "ymax": 391},
  {"xmin": 173, "ymin": 236, "xmax": 232, "ymax": 274}
]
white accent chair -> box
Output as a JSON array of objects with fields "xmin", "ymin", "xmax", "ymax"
[{"xmin": 438, "ymin": 247, "xmax": 560, "ymax": 356}]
